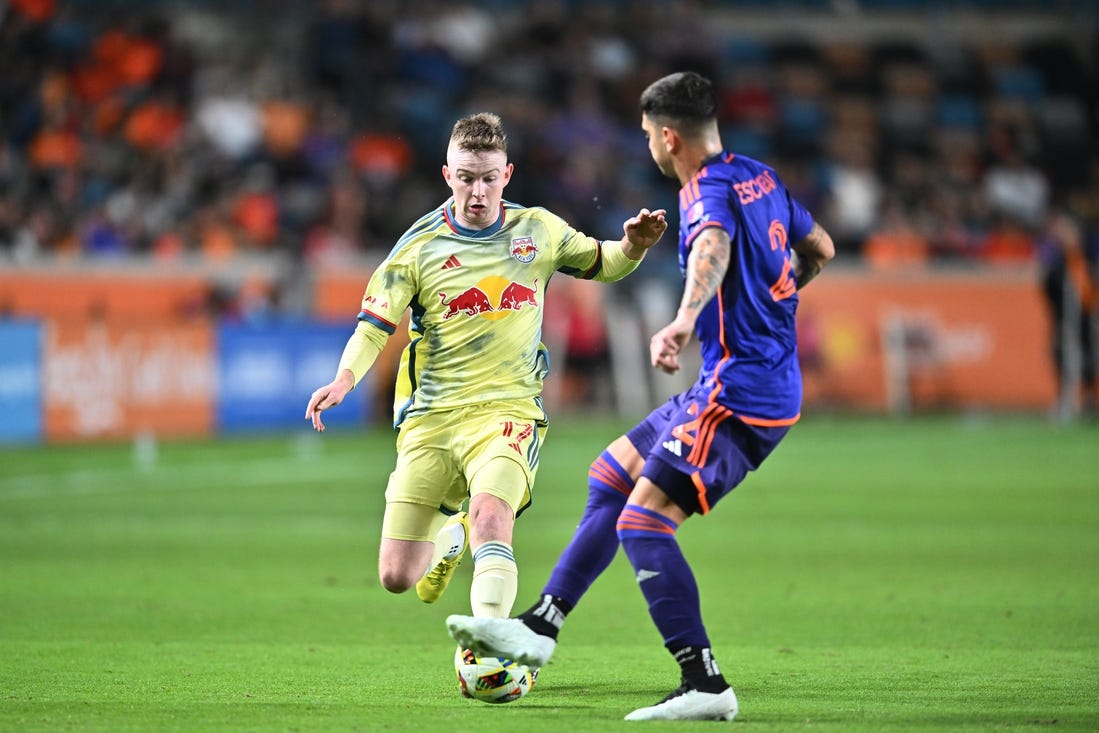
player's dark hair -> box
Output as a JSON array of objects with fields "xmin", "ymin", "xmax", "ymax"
[
  {"xmin": 450, "ymin": 112, "xmax": 507, "ymax": 154},
  {"xmin": 640, "ymin": 71, "xmax": 717, "ymax": 134}
]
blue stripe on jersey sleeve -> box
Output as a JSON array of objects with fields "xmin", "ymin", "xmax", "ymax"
[
  {"xmin": 581, "ymin": 243, "xmax": 604, "ymax": 279},
  {"xmin": 558, "ymin": 243, "xmax": 603, "ymax": 280},
  {"xmin": 389, "ymin": 209, "xmax": 445, "ymax": 258},
  {"xmin": 357, "ymin": 311, "xmax": 397, "ymax": 334}
]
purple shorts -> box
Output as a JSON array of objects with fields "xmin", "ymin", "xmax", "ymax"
[{"xmin": 625, "ymin": 385, "xmax": 791, "ymax": 516}]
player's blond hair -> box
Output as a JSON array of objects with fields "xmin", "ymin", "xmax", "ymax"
[{"xmin": 450, "ymin": 113, "xmax": 507, "ymax": 154}]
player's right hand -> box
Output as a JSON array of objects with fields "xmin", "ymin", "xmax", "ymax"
[
  {"xmin": 650, "ymin": 317, "xmax": 694, "ymax": 374},
  {"xmin": 622, "ymin": 208, "xmax": 668, "ymax": 255},
  {"xmin": 305, "ymin": 370, "xmax": 355, "ymax": 432}
]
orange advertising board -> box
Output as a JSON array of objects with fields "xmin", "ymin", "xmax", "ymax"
[
  {"xmin": 0, "ymin": 270, "xmax": 209, "ymax": 322},
  {"xmin": 798, "ymin": 266, "xmax": 1057, "ymax": 411},
  {"xmin": 311, "ymin": 268, "xmax": 373, "ymax": 322},
  {"xmin": 43, "ymin": 320, "xmax": 215, "ymax": 441},
  {"xmin": 3, "ymin": 263, "xmax": 1062, "ymax": 445}
]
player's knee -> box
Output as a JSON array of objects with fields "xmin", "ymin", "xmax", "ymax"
[
  {"xmin": 587, "ymin": 447, "xmax": 638, "ymax": 505},
  {"xmin": 377, "ymin": 563, "xmax": 418, "ymax": 594},
  {"xmin": 468, "ymin": 493, "xmax": 514, "ymax": 544},
  {"xmin": 378, "ymin": 572, "xmax": 416, "ymax": 594}
]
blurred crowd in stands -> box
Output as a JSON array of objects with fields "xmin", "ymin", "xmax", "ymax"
[{"xmin": 1, "ymin": 0, "xmax": 1096, "ymax": 293}]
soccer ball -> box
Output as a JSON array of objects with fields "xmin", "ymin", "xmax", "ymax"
[{"xmin": 454, "ymin": 647, "xmax": 537, "ymax": 704}]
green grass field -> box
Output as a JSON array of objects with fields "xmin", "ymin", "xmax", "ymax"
[{"xmin": 2, "ymin": 415, "xmax": 1098, "ymax": 732}]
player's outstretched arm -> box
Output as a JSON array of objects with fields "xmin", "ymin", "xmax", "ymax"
[
  {"xmin": 620, "ymin": 208, "xmax": 668, "ymax": 259},
  {"xmin": 304, "ymin": 321, "xmax": 388, "ymax": 432},
  {"xmin": 593, "ymin": 208, "xmax": 668, "ymax": 283},
  {"xmin": 790, "ymin": 221, "xmax": 835, "ymax": 290}
]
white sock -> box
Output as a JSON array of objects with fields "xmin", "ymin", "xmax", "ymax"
[
  {"xmin": 422, "ymin": 515, "xmax": 466, "ymax": 579},
  {"xmin": 470, "ymin": 542, "xmax": 517, "ymax": 618},
  {"xmin": 438, "ymin": 517, "xmax": 467, "ymax": 561}
]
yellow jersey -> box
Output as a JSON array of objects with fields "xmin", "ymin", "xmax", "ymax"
[{"xmin": 352, "ymin": 198, "xmax": 640, "ymax": 426}]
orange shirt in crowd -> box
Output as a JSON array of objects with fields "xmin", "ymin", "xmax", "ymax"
[
  {"xmin": 124, "ymin": 101, "xmax": 184, "ymax": 150},
  {"xmin": 11, "ymin": 0, "xmax": 55, "ymax": 22},
  {"xmin": 233, "ymin": 192, "xmax": 280, "ymax": 247},
  {"xmin": 262, "ymin": 101, "xmax": 309, "ymax": 157},
  {"xmin": 94, "ymin": 30, "xmax": 162, "ymax": 85},
  {"xmin": 200, "ymin": 218, "xmax": 238, "ymax": 261},
  {"xmin": 981, "ymin": 225, "xmax": 1034, "ymax": 264},
  {"xmin": 29, "ymin": 128, "xmax": 83, "ymax": 169},
  {"xmin": 349, "ymin": 133, "xmax": 413, "ymax": 178}
]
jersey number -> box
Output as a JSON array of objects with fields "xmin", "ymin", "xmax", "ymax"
[
  {"xmin": 767, "ymin": 220, "xmax": 796, "ymax": 302},
  {"xmin": 501, "ymin": 420, "xmax": 534, "ymax": 455}
]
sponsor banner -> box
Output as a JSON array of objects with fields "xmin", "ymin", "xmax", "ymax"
[
  {"xmin": 217, "ymin": 323, "xmax": 369, "ymax": 433},
  {"xmin": 0, "ymin": 271, "xmax": 209, "ymax": 323},
  {"xmin": 0, "ymin": 321, "xmax": 43, "ymax": 445},
  {"xmin": 43, "ymin": 321, "xmax": 216, "ymax": 441},
  {"xmin": 799, "ymin": 267, "xmax": 1056, "ymax": 411}
]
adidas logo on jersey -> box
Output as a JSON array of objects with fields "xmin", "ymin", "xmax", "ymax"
[
  {"xmin": 441, "ymin": 255, "xmax": 462, "ymax": 270},
  {"xmin": 662, "ymin": 439, "xmax": 683, "ymax": 457}
]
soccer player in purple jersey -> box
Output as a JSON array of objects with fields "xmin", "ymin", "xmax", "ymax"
[{"xmin": 447, "ymin": 71, "xmax": 835, "ymax": 721}]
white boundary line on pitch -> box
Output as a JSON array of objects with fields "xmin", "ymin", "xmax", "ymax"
[{"xmin": 0, "ymin": 457, "xmax": 370, "ymax": 501}]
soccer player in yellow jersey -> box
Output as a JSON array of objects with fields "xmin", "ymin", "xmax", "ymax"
[{"xmin": 305, "ymin": 112, "xmax": 667, "ymax": 622}]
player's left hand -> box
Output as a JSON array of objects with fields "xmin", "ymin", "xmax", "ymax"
[{"xmin": 623, "ymin": 208, "xmax": 668, "ymax": 255}]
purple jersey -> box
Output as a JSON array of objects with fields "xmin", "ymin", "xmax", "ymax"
[{"xmin": 678, "ymin": 151, "xmax": 815, "ymax": 425}]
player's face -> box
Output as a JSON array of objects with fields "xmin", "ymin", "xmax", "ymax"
[
  {"xmin": 641, "ymin": 114, "xmax": 676, "ymax": 179},
  {"xmin": 442, "ymin": 147, "xmax": 513, "ymax": 230}
]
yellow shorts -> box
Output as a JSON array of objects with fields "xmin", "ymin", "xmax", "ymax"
[{"xmin": 381, "ymin": 399, "xmax": 548, "ymax": 542}]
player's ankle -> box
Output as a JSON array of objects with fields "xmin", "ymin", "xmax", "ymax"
[
  {"xmin": 518, "ymin": 593, "xmax": 571, "ymax": 640},
  {"xmin": 672, "ymin": 645, "xmax": 729, "ymax": 693},
  {"xmin": 684, "ymin": 674, "xmax": 730, "ymax": 694}
]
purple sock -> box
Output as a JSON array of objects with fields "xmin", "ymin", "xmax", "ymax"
[
  {"xmin": 541, "ymin": 450, "xmax": 632, "ymax": 607},
  {"xmin": 617, "ymin": 504, "xmax": 710, "ymax": 649}
]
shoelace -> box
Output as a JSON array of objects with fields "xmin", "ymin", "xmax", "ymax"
[
  {"xmin": 656, "ymin": 682, "xmax": 693, "ymax": 704},
  {"xmin": 425, "ymin": 557, "xmax": 459, "ymax": 584}
]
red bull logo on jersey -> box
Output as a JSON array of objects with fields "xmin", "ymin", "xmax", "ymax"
[
  {"xmin": 438, "ymin": 277, "xmax": 540, "ymax": 320},
  {"xmin": 510, "ymin": 237, "xmax": 538, "ymax": 263},
  {"xmin": 499, "ymin": 279, "xmax": 539, "ymax": 310},
  {"xmin": 438, "ymin": 287, "xmax": 494, "ymax": 318}
]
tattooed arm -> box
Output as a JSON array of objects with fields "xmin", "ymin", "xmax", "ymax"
[
  {"xmin": 650, "ymin": 226, "xmax": 732, "ymax": 374},
  {"xmin": 790, "ymin": 221, "xmax": 835, "ymax": 290},
  {"xmin": 680, "ymin": 227, "xmax": 732, "ymax": 315}
]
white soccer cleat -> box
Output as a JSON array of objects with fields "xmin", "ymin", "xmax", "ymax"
[
  {"xmin": 624, "ymin": 683, "xmax": 738, "ymax": 721},
  {"xmin": 446, "ymin": 615, "xmax": 557, "ymax": 668}
]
